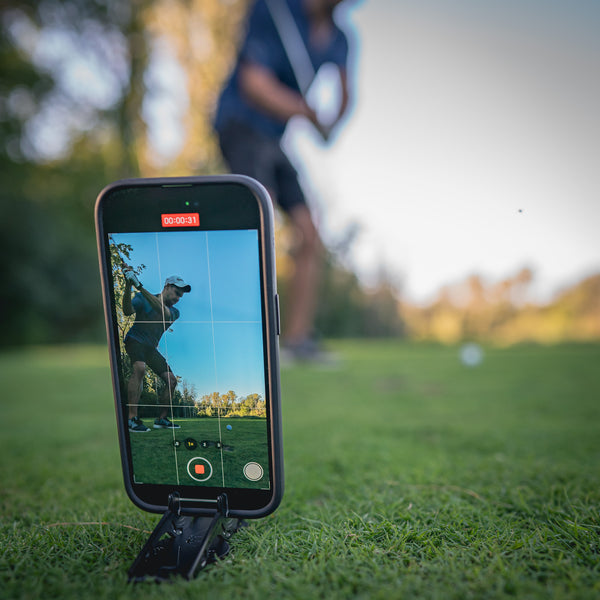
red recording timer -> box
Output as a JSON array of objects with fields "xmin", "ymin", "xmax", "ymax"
[{"xmin": 161, "ymin": 213, "xmax": 200, "ymax": 228}]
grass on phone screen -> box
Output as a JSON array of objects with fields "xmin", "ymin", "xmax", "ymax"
[
  {"xmin": 1, "ymin": 341, "xmax": 599, "ymax": 600},
  {"xmin": 129, "ymin": 417, "xmax": 269, "ymax": 488}
]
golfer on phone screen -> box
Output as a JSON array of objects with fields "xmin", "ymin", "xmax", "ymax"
[{"xmin": 122, "ymin": 269, "xmax": 191, "ymax": 432}]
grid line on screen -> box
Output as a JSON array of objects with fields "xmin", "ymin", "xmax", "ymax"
[
  {"xmin": 205, "ymin": 232, "xmax": 226, "ymax": 486},
  {"xmin": 154, "ymin": 232, "xmax": 182, "ymax": 485}
]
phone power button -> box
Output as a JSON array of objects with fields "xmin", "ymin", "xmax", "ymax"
[{"xmin": 275, "ymin": 294, "xmax": 281, "ymax": 336}]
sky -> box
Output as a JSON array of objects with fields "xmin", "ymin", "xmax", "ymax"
[
  {"xmin": 282, "ymin": 0, "xmax": 600, "ymax": 303},
  {"xmin": 111, "ymin": 230, "xmax": 266, "ymax": 399}
]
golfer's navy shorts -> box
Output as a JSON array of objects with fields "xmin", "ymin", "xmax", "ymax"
[
  {"xmin": 217, "ymin": 120, "xmax": 306, "ymax": 214},
  {"xmin": 124, "ymin": 337, "xmax": 172, "ymax": 379}
]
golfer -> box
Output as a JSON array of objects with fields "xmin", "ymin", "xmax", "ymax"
[
  {"xmin": 122, "ymin": 270, "xmax": 191, "ymax": 432},
  {"xmin": 214, "ymin": 0, "xmax": 353, "ymax": 360}
]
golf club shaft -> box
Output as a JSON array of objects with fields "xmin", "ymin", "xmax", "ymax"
[{"xmin": 264, "ymin": 0, "xmax": 315, "ymax": 96}]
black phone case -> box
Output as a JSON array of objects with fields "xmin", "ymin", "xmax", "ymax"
[{"xmin": 95, "ymin": 175, "xmax": 283, "ymax": 518}]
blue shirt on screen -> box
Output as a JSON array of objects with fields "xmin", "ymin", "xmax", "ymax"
[{"xmin": 125, "ymin": 293, "xmax": 180, "ymax": 349}]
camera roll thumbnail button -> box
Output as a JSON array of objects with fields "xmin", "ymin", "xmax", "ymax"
[
  {"xmin": 186, "ymin": 457, "xmax": 213, "ymax": 482},
  {"xmin": 243, "ymin": 462, "xmax": 264, "ymax": 482}
]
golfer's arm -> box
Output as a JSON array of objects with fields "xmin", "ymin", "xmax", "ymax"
[
  {"xmin": 238, "ymin": 62, "xmax": 316, "ymax": 124},
  {"xmin": 122, "ymin": 284, "xmax": 134, "ymax": 316},
  {"xmin": 139, "ymin": 287, "xmax": 172, "ymax": 321}
]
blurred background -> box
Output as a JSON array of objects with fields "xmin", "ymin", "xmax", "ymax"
[{"xmin": 1, "ymin": 0, "xmax": 598, "ymax": 348}]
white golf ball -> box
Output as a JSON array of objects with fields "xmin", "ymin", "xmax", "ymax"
[{"xmin": 460, "ymin": 343, "xmax": 484, "ymax": 367}]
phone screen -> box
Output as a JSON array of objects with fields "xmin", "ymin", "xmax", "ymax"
[{"xmin": 96, "ymin": 178, "xmax": 282, "ymax": 516}]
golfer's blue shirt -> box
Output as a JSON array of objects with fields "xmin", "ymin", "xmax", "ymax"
[
  {"xmin": 215, "ymin": 0, "xmax": 349, "ymax": 140},
  {"xmin": 125, "ymin": 293, "xmax": 180, "ymax": 349}
]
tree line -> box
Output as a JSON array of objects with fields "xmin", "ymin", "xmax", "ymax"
[
  {"xmin": 196, "ymin": 391, "xmax": 266, "ymax": 418},
  {"xmin": 132, "ymin": 379, "xmax": 266, "ymax": 420},
  {"xmin": 402, "ymin": 269, "xmax": 600, "ymax": 345}
]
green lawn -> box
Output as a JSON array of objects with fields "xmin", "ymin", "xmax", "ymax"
[{"xmin": 1, "ymin": 342, "xmax": 599, "ymax": 599}]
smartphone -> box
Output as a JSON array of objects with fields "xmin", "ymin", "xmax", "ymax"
[{"xmin": 95, "ymin": 175, "xmax": 283, "ymax": 518}]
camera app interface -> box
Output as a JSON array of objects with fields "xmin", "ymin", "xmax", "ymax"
[{"xmin": 109, "ymin": 228, "xmax": 270, "ymax": 490}]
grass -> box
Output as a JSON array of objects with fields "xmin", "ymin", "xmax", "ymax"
[{"xmin": 1, "ymin": 341, "xmax": 599, "ymax": 599}]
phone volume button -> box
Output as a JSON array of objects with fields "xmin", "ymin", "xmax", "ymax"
[{"xmin": 275, "ymin": 294, "xmax": 281, "ymax": 336}]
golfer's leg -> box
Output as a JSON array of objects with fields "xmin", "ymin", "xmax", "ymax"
[
  {"xmin": 285, "ymin": 204, "xmax": 321, "ymax": 343},
  {"xmin": 127, "ymin": 361, "xmax": 146, "ymax": 419},
  {"xmin": 158, "ymin": 371, "xmax": 177, "ymax": 419}
]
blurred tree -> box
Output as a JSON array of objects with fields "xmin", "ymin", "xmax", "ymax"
[
  {"xmin": 140, "ymin": 0, "xmax": 249, "ymax": 174},
  {"xmin": 403, "ymin": 269, "xmax": 600, "ymax": 344},
  {"xmin": 314, "ymin": 252, "xmax": 404, "ymax": 338},
  {"xmin": 0, "ymin": 0, "xmax": 151, "ymax": 346},
  {"xmin": 177, "ymin": 378, "xmax": 197, "ymax": 418}
]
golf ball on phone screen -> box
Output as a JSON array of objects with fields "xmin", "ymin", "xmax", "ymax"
[{"xmin": 226, "ymin": 424, "xmax": 232, "ymax": 431}]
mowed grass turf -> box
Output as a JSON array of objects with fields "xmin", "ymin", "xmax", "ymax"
[{"xmin": 1, "ymin": 342, "xmax": 599, "ymax": 599}]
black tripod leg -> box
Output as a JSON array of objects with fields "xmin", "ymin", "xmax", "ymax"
[{"xmin": 128, "ymin": 493, "xmax": 240, "ymax": 582}]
